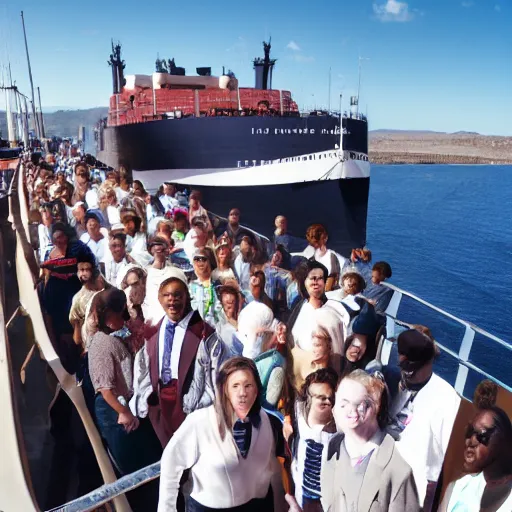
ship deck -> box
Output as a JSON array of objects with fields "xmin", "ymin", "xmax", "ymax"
[{"xmin": 1, "ymin": 159, "xmax": 511, "ymax": 512}]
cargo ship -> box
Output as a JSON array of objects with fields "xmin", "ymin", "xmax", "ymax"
[{"xmin": 96, "ymin": 41, "xmax": 370, "ymax": 255}]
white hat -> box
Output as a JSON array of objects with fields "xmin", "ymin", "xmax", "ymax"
[
  {"xmin": 157, "ymin": 265, "xmax": 188, "ymax": 289},
  {"xmin": 110, "ymin": 223, "xmax": 125, "ymax": 232},
  {"xmin": 115, "ymin": 263, "xmax": 147, "ymax": 289},
  {"xmin": 72, "ymin": 201, "xmax": 85, "ymax": 211}
]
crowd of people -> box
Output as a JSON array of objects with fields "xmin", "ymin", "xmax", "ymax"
[{"xmin": 22, "ymin": 149, "xmax": 512, "ymax": 512}]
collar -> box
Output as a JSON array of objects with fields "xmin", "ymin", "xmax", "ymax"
[
  {"xmin": 344, "ymin": 429, "xmax": 384, "ymax": 461},
  {"xmin": 232, "ymin": 410, "xmax": 261, "ymax": 429},
  {"xmin": 194, "ymin": 277, "xmax": 212, "ymax": 288},
  {"xmin": 164, "ymin": 309, "xmax": 194, "ymax": 330}
]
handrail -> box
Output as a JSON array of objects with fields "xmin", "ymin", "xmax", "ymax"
[
  {"xmin": 9, "ymin": 162, "xmax": 132, "ymax": 512},
  {"xmin": 383, "ymin": 282, "xmax": 511, "ymax": 349},
  {"xmin": 381, "ymin": 283, "xmax": 511, "ymax": 397},
  {"xmin": 0, "ymin": 169, "xmax": 40, "ymax": 511},
  {"xmin": 47, "ymin": 463, "xmax": 161, "ymax": 512}
]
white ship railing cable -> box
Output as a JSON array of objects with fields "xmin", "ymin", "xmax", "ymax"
[{"xmin": 6, "ymin": 158, "xmax": 511, "ymax": 511}]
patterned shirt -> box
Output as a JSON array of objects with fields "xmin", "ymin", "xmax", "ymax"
[{"xmin": 88, "ymin": 331, "xmax": 133, "ymax": 399}]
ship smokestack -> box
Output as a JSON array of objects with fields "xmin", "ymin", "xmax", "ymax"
[{"xmin": 253, "ymin": 39, "xmax": 276, "ymax": 90}]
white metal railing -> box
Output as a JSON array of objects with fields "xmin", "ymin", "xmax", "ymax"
[{"xmin": 381, "ymin": 283, "xmax": 512, "ymax": 396}]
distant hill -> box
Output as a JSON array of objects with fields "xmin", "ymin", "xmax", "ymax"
[
  {"xmin": 0, "ymin": 107, "xmax": 108, "ymax": 139},
  {"xmin": 370, "ymin": 129, "xmax": 446, "ymax": 135}
]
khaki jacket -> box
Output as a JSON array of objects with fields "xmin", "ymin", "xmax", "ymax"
[{"xmin": 321, "ymin": 432, "xmax": 421, "ymax": 512}]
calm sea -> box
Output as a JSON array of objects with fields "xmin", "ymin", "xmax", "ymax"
[{"xmin": 367, "ymin": 165, "xmax": 512, "ymax": 389}]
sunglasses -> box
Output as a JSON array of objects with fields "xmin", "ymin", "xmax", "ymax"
[
  {"xmin": 465, "ymin": 424, "xmax": 496, "ymax": 446},
  {"xmin": 194, "ymin": 256, "xmax": 208, "ymax": 263}
]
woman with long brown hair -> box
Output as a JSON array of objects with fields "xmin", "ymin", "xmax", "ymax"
[{"xmin": 158, "ymin": 356, "xmax": 286, "ymax": 512}]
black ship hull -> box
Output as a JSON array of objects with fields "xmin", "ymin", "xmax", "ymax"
[
  {"xmin": 96, "ymin": 115, "xmax": 368, "ymax": 171},
  {"xmin": 193, "ymin": 176, "xmax": 370, "ymax": 256}
]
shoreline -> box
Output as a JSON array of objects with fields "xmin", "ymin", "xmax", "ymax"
[{"xmin": 369, "ymin": 151, "xmax": 512, "ymax": 165}]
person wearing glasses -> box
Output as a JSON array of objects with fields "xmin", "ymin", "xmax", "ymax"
[
  {"xmin": 189, "ymin": 247, "xmax": 222, "ymax": 327},
  {"xmin": 286, "ymin": 370, "xmax": 419, "ymax": 512},
  {"xmin": 439, "ymin": 406, "xmax": 512, "ymax": 512},
  {"xmin": 288, "ymin": 368, "xmax": 338, "ymax": 512}
]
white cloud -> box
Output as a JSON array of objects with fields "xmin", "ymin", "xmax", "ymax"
[
  {"xmin": 461, "ymin": 1, "xmax": 474, "ymax": 7},
  {"xmin": 373, "ymin": 0, "xmax": 414, "ymax": 22},
  {"xmin": 495, "ymin": 4, "xmax": 501, "ymax": 12},
  {"xmin": 286, "ymin": 41, "xmax": 301, "ymax": 51}
]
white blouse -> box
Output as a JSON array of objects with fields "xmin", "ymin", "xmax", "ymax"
[{"xmin": 158, "ymin": 406, "xmax": 278, "ymax": 512}]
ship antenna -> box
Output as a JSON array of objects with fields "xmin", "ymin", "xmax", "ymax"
[
  {"xmin": 20, "ymin": 11, "xmax": 40, "ymax": 139},
  {"xmin": 339, "ymin": 93, "xmax": 343, "ymax": 154},
  {"xmin": 328, "ymin": 67, "xmax": 331, "ymax": 112},
  {"xmin": 356, "ymin": 56, "xmax": 369, "ymax": 116}
]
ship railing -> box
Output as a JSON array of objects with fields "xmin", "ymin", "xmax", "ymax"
[{"xmin": 381, "ymin": 282, "xmax": 512, "ymax": 398}]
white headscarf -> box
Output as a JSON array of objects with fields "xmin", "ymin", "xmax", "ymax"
[{"xmin": 236, "ymin": 302, "xmax": 278, "ymax": 359}]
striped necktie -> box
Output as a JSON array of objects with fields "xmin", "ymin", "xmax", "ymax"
[
  {"xmin": 233, "ymin": 420, "xmax": 252, "ymax": 458},
  {"xmin": 161, "ymin": 321, "xmax": 176, "ymax": 385}
]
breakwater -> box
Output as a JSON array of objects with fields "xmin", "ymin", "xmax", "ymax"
[{"xmin": 370, "ymin": 151, "xmax": 512, "ymax": 165}]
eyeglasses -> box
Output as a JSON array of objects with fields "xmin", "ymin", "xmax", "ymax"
[
  {"xmin": 465, "ymin": 424, "xmax": 496, "ymax": 446},
  {"xmin": 194, "ymin": 256, "xmax": 208, "ymax": 263},
  {"xmin": 308, "ymin": 392, "xmax": 334, "ymax": 405},
  {"xmin": 307, "ymin": 276, "xmax": 325, "ymax": 283}
]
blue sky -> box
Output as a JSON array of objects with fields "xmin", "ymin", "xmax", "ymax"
[{"xmin": 1, "ymin": 0, "xmax": 511, "ymax": 134}]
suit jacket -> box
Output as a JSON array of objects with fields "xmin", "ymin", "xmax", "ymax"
[
  {"xmin": 146, "ymin": 310, "xmax": 226, "ymax": 446},
  {"xmin": 321, "ymin": 432, "xmax": 420, "ymax": 512}
]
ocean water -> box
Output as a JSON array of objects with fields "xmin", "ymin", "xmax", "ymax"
[{"xmin": 367, "ymin": 165, "xmax": 512, "ymax": 389}]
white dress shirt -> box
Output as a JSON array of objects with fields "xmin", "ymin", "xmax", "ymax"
[
  {"xmin": 158, "ymin": 311, "xmax": 194, "ymax": 381},
  {"xmin": 79, "ymin": 233, "xmax": 107, "ymax": 263}
]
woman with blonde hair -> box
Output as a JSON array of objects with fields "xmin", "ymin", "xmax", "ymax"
[
  {"xmin": 292, "ymin": 306, "xmax": 344, "ymax": 391},
  {"xmin": 286, "ymin": 369, "xmax": 420, "ymax": 512},
  {"xmin": 158, "ymin": 356, "xmax": 286, "ymax": 512}
]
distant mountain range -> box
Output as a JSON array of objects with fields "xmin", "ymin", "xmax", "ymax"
[{"xmin": 0, "ymin": 107, "xmax": 108, "ymax": 139}]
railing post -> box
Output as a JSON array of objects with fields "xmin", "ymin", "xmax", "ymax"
[
  {"xmin": 384, "ymin": 290, "xmax": 402, "ymax": 339},
  {"xmin": 454, "ymin": 325, "xmax": 476, "ymax": 395}
]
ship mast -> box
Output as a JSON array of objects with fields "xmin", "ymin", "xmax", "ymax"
[
  {"xmin": 37, "ymin": 86, "xmax": 45, "ymax": 138},
  {"xmin": 21, "ymin": 11, "xmax": 40, "ymax": 139},
  {"xmin": 356, "ymin": 56, "xmax": 369, "ymax": 116}
]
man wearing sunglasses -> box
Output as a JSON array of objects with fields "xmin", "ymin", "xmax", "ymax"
[
  {"xmin": 386, "ymin": 328, "xmax": 461, "ymax": 511},
  {"xmin": 189, "ymin": 248, "xmax": 222, "ymax": 328}
]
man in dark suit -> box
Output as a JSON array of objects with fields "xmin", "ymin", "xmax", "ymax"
[{"xmin": 145, "ymin": 274, "xmax": 227, "ymax": 447}]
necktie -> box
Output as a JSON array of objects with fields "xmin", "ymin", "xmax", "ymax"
[
  {"xmin": 233, "ymin": 420, "xmax": 252, "ymax": 458},
  {"xmin": 161, "ymin": 321, "xmax": 176, "ymax": 385}
]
